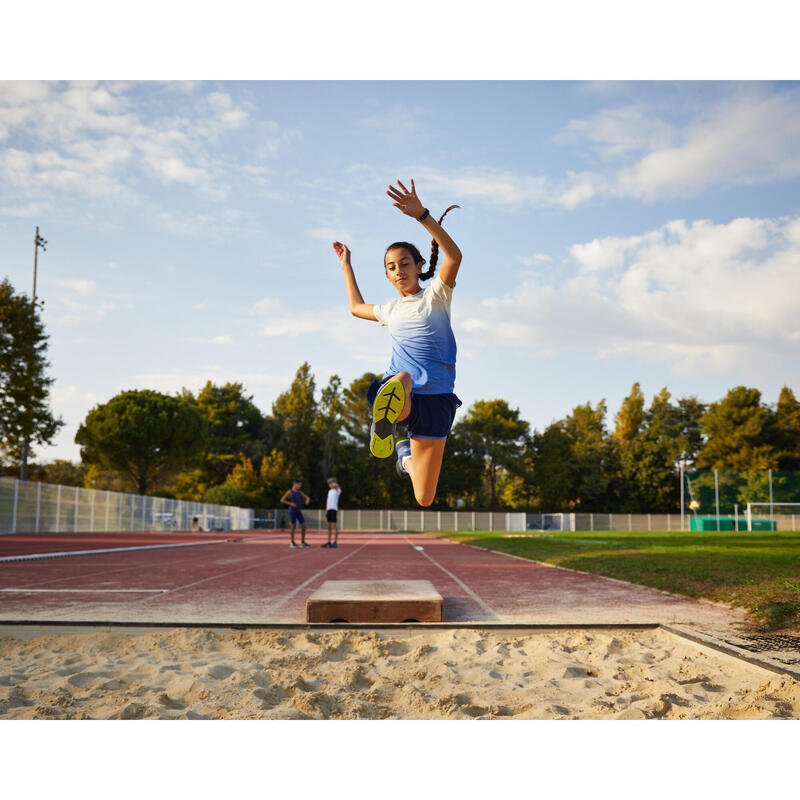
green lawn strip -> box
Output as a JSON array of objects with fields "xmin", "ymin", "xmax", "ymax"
[{"xmin": 428, "ymin": 529, "xmax": 800, "ymax": 630}]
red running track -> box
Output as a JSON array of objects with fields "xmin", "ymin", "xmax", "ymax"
[{"xmin": 0, "ymin": 530, "xmax": 745, "ymax": 627}]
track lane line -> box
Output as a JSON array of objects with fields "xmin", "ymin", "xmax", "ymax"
[
  {"xmin": 262, "ymin": 536, "xmax": 381, "ymax": 616},
  {"xmin": 403, "ymin": 535, "xmax": 499, "ymax": 620}
]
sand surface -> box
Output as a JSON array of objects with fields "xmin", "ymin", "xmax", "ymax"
[{"xmin": 1, "ymin": 626, "xmax": 798, "ymax": 720}]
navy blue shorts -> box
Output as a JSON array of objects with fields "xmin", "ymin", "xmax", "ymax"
[
  {"xmin": 367, "ymin": 377, "xmax": 462, "ymax": 440},
  {"xmin": 289, "ymin": 507, "xmax": 304, "ymax": 525}
]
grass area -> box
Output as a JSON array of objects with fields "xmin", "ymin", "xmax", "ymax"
[{"xmin": 430, "ymin": 529, "xmax": 800, "ymax": 631}]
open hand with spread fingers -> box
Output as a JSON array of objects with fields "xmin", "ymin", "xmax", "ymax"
[
  {"xmin": 387, "ymin": 179, "xmax": 426, "ymax": 219},
  {"xmin": 332, "ymin": 240, "xmax": 351, "ymax": 267}
]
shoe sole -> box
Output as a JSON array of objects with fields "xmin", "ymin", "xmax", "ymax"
[{"xmin": 370, "ymin": 379, "xmax": 405, "ymax": 458}]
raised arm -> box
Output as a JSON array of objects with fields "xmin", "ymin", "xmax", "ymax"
[
  {"xmin": 333, "ymin": 241, "xmax": 378, "ymax": 321},
  {"xmin": 387, "ymin": 179, "xmax": 462, "ymax": 288}
]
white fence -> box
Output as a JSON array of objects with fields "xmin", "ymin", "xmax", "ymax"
[
  {"xmin": 257, "ymin": 508, "xmax": 527, "ymax": 532},
  {"xmin": 530, "ymin": 511, "xmax": 799, "ymax": 532},
  {"xmin": 532, "ymin": 512, "xmax": 683, "ymax": 532},
  {"xmin": 0, "ymin": 477, "xmax": 253, "ymax": 534}
]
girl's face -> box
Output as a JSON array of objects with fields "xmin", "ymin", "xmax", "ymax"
[{"xmin": 384, "ymin": 247, "xmax": 421, "ymax": 295}]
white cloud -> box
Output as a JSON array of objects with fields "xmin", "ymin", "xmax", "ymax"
[
  {"xmin": 308, "ymin": 226, "xmax": 349, "ymax": 242},
  {"xmin": 455, "ymin": 213, "xmax": 800, "ymax": 376},
  {"xmin": 0, "ymin": 81, "xmax": 292, "ymax": 208},
  {"xmin": 53, "ymin": 278, "xmax": 96, "ymax": 294},
  {"xmin": 185, "ymin": 335, "xmax": 234, "ymax": 345},
  {"xmin": 357, "ymin": 105, "xmax": 426, "ymax": 135},
  {"xmin": 251, "ymin": 295, "xmax": 387, "ymax": 361},
  {"xmin": 562, "ymin": 88, "xmax": 800, "ymax": 203}
]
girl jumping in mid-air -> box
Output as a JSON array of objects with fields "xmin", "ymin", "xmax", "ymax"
[{"xmin": 333, "ymin": 179, "xmax": 461, "ymax": 507}]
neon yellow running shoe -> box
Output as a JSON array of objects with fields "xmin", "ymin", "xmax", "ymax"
[{"xmin": 370, "ymin": 378, "xmax": 405, "ymax": 458}]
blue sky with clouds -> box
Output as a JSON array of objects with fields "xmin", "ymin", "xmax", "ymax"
[{"xmin": 2, "ymin": 78, "xmax": 800, "ymax": 463}]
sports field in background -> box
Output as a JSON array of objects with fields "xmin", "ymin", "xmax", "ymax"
[{"xmin": 432, "ymin": 529, "xmax": 800, "ymax": 632}]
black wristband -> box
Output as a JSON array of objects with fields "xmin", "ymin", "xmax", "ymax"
[{"xmin": 417, "ymin": 208, "xmax": 429, "ymax": 222}]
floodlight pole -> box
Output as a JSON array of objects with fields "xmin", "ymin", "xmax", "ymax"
[
  {"xmin": 679, "ymin": 465, "xmax": 684, "ymax": 532},
  {"xmin": 20, "ymin": 226, "xmax": 48, "ymax": 482}
]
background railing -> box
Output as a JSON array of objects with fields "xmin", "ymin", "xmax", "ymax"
[
  {"xmin": 255, "ymin": 508, "xmax": 527, "ymax": 532},
  {"xmin": 0, "ymin": 477, "xmax": 253, "ymax": 534},
  {"xmin": 6, "ymin": 469, "xmax": 800, "ymax": 535}
]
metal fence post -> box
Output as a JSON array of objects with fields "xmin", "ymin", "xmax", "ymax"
[
  {"xmin": 35, "ymin": 481, "xmax": 41, "ymax": 533},
  {"xmin": 11, "ymin": 479, "xmax": 19, "ymax": 534},
  {"xmin": 74, "ymin": 486, "xmax": 79, "ymax": 532},
  {"xmin": 769, "ymin": 469, "xmax": 774, "ymax": 530},
  {"xmin": 714, "ymin": 469, "xmax": 720, "ymax": 532},
  {"xmin": 680, "ymin": 465, "xmax": 684, "ymax": 532}
]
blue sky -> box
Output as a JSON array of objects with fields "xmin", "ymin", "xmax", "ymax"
[{"xmin": 2, "ymin": 75, "xmax": 800, "ymax": 463}]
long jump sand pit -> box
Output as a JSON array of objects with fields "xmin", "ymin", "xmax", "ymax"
[{"xmin": 1, "ymin": 625, "xmax": 798, "ymax": 719}]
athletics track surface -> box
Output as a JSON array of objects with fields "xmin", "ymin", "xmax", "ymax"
[{"xmin": 0, "ymin": 530, "xmax": 745, "ymax": 629}]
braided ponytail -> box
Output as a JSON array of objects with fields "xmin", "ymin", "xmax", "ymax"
[
  {"xmin": 385, "ymin": 205, "xmax": 460, "ymax": 282},
  {"xmin": 419, "ymin": 205, "xmax": 460, "ymax": 281}
]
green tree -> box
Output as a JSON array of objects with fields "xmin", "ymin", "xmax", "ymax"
[
  {"xmin": 259, "ymin": 449, "xmax": 297, "ymax": 505},
  {"xmin": 0, "ymin": 278, "xmax": 63, "ymax": 474},
  {"xmin": 314, "ymin": 375, "xmax": 344, "ymax": 484},
  {"xmin": 437, "ymin": 422, "xmax": 488, "ymax": 507},
  {"xmin": 697, "ymin": 386, "xmax": 779, "ymax": 471},
  {"xmin": 75, "ymin": 390, "xmax": 208, "ymax": 495},
  {"xmin": 775, "ymin": 386, "xmax": 800, "ymax": 470},
  {"xmin": 38, "ymin": 459, "xmax": 86, "ymax": 487},
  {"xmin": 531, "ymin": 422, "xmax": 576, "ymax": 510},
  {"xmin": 183, "ymin": 381, "xmax": 266, "ymax": 487},
  {"xmin": 563, "ymin": 400, "xmax": 615, "ymax": 511},
  {"xmin": 455, "ymin": 399, "xmax": 529, "ymax": 508},
  {"xmin": 272, "ymin": 363, "xmax": 320, "ymax": 495},
  {"xmin": 614, "ymin": 386, "xmax": 686, "ymax": 511}
]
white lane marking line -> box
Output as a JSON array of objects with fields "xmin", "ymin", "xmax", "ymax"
[
  {"xmin": 263, "ymin": 537, "xmax": 379, "ymax": 616},
  {"xmin": 0, "ymin": 539, "xmax": 229, "ymax": 563},
  {"xmin": 0, "ymin": 538, "xmax": 274, "ymax": 590},
  {"xmin": 138, "ymin": 548, "xmax": 304, "ymax": 602},
  {"xmin": 404, "ymin": 535, "xmax": 498, "ymax": 619},
  {"xmin": 0, "ymin": 588, "xmax": 168, "ymax": 594}
]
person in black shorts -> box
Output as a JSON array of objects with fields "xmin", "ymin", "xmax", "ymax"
[
  {"xmin": 332, "ymin": 178, "xmax": 462, "ymax": 507},
  {"xmin": 280, "ymin": 479, "xmax": 311, "ymax": 548},
  {"xmin": 322, "ymin": 477, "xmax": 342, "ymax": 548}
]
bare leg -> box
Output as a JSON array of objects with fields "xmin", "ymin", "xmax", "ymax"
[
  {"xmin": 290, "ymin": 523, "xmax": 296, "ymax": 545},
  {"xmin": 333, "ymin": 521, "xmax": 338, "ymax": 544},
  {"xmin": 301, "ymin": 522, "xmax": 307, "ymax": 544},
  {"xmin": 392, "ymin": 371, "xmax": 413, "ymax": 422},
  {"xmin": 326, "ymin": 522, "xmax": 333, "ymax": 544},
  {"xmin": 402, "ymin": 437, "xmax": 447, "ymax": 507}
]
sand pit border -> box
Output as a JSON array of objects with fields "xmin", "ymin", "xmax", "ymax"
[
  {"xmin": 1, "ymin": 619, "xmax": 798, "ymax": 682},
  {"xmin": 662, "ymin": 625, "xmax": 800, "ymax": 681}
]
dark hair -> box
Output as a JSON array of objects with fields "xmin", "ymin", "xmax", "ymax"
[{"xmin": 385, "ymin": 205, "xmax": 460, "ymax": 281}]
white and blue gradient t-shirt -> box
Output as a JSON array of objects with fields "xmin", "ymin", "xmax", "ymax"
[{"xmin": 373, "ymin": 275, "xmax": 456, "ymax": 394}]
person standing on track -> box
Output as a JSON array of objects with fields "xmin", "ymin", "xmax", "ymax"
[
  {"xmin": 332, "ymin": 178, "xmax": 462, "ymax": 507},
  {"xmin": 280, "ymin": 479, "xmax": 311, "ymax": 548},
  {"xmin": 322, "ymin": 477, "xmax": 342, "ymax": 548}
]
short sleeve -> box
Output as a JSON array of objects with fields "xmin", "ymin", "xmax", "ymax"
[
  {"xmin": 373, "ymin": 299, "xmax": 394, "ymax": 326},
  {"xmin": 427, "ymin": 275, "xmax": 454, "ymax": 310}
]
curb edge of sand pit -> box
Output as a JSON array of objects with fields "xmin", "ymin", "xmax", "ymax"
[{"xmin": 662, "ymin": 624, "xmax": 800, "ymax": 681}]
